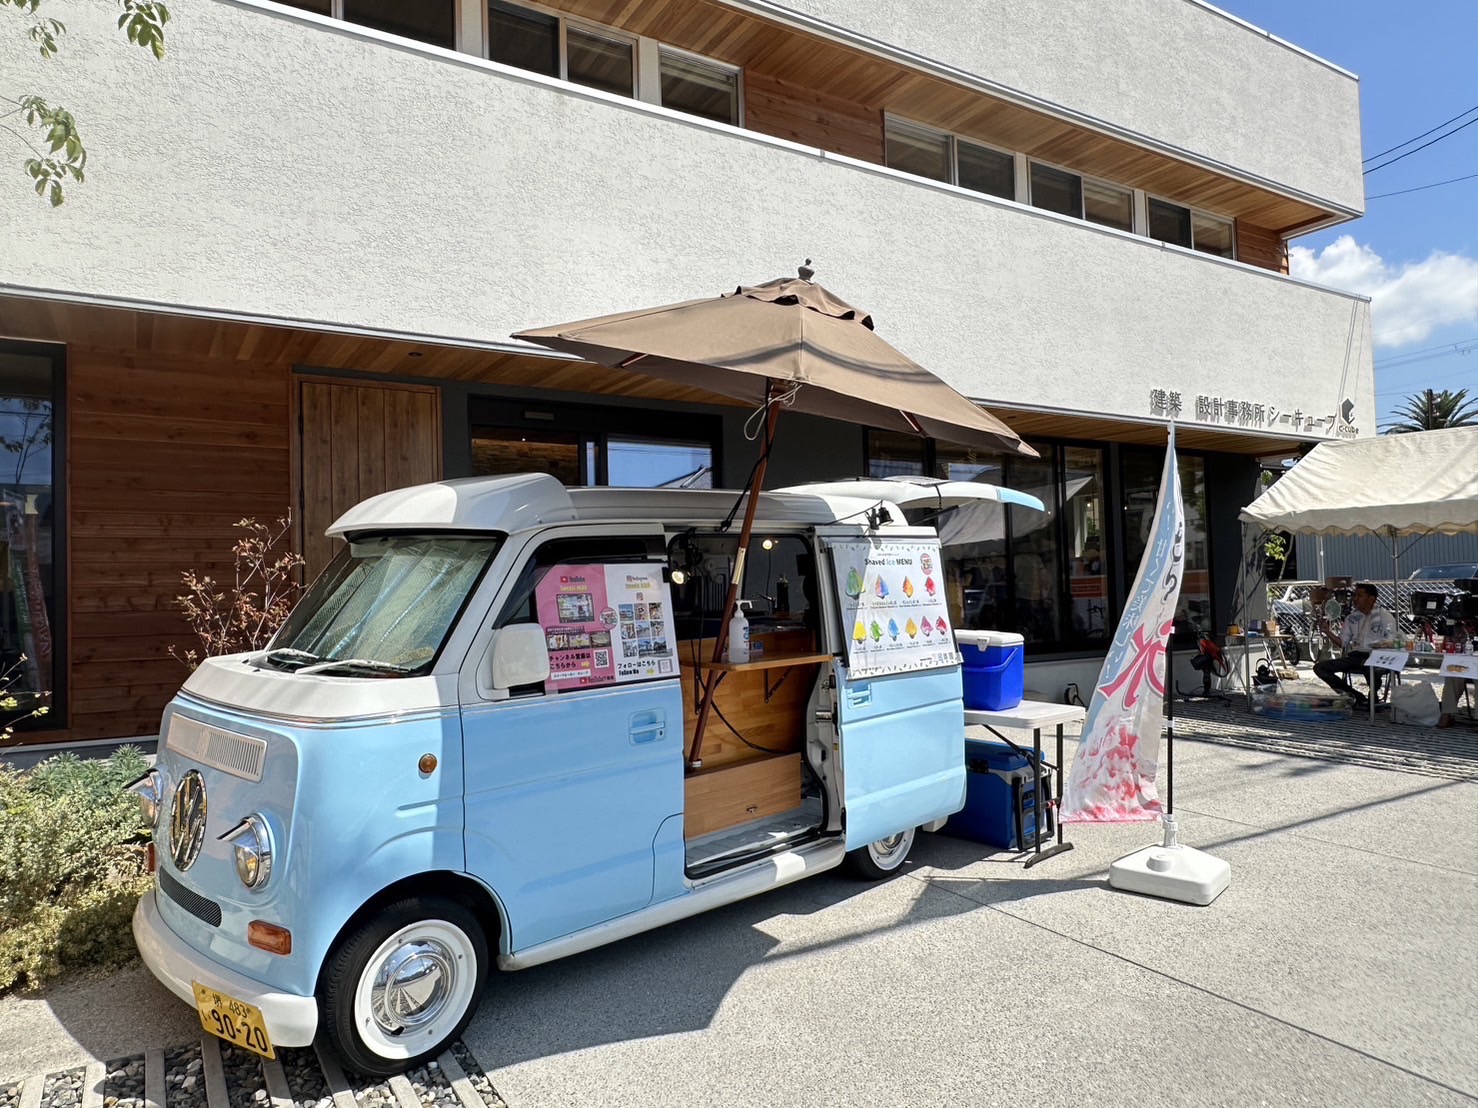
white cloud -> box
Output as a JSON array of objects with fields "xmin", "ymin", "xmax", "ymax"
[{"xmin": 1289, "ymin": 235, "xmax": 1478, "ymax": 348}]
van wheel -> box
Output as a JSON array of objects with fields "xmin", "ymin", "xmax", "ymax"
[
  {"xmin": 319, "ymin": 897, "xmax": 487, "ymax": 1076},
  {"xmin": 844, "ymin": 827, "xmax": 916, "ymax": 880}
]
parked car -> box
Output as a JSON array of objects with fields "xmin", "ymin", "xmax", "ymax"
[{"xmin": 1407, "ymin": 563, "xmax": 1478, "ymax": 581}]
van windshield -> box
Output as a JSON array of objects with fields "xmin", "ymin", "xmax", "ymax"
[{"xmin": 268, "ymin": 534, "xmax": 501, "ymax": 676}]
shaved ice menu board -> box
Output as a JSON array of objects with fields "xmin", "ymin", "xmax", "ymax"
[
  {"xmin": 829, "ymin": 540, "xmax": 959, "ymax": 679},
  {"xmin": 535, "ymin": 563, "xmax": 678, "ymax": 691}
]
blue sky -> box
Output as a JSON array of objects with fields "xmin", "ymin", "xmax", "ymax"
[{"xmin": 1218, "ymin": 0, "xmax": 1478, "ymax": 429}]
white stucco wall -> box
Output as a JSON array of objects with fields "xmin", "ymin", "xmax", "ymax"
[
  {"xmin": 752, "ymin": 0, "xmax": 1365, "ymax": 214},
  {"xmin": 1, "ymin": 0, "xmax": 1374, "ymax": 438}
]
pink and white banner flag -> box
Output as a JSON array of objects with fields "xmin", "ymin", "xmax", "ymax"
[{"xmin": 1061, "ymin": 428, "xmax": 1185, "ymax": 823}]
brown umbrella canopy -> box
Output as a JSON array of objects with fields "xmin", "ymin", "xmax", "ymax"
[{"xmin": 514, "ymin": 275, "xmax": 1035, "ymax": 458}]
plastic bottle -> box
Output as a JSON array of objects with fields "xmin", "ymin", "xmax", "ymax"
[
  {"xmin": 776, "ymin": 575, "xmax": 790, "ymax": 615},
  {"xmin": 727, "ymin": 601, "xmax": 752, "ymax": 664}
]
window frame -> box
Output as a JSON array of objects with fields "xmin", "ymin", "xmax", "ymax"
[
  {"xmin": 298, "ymin": 0, "xmax": 462, "ymax": 51},
  {"xmin": 484, "ymin": 0, "xmax": 640, "ymax": 96},
  {"xmin": 1147, "ymin": 195, "xmax": 1236, "ymax": 259},
  {"xmin": 883, "ymin": 114, "xmax": 1017, "ymax": 202},
  {"xmin": 0, "ymin": 338, "xmax": 66, "ymax": 731},
  {"xmin": 656, "ymin": 43, "xmax": 744, "ymax": 127},
  {"xmin": 468, "ymin": 396, "xmax": 722, "ymax": 488},
  {"xmin": 1027, "ymin": 158, "xmax": 1134, "ymax": 233}
]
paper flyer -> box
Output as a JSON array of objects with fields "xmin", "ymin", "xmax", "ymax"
[
  {"xmin": 535, "ymin": 562, "xmax": 678, "ymax": 691},
  {"xmin": 829, "ymin": 539, "xmax": 959, "ymax": 679}
]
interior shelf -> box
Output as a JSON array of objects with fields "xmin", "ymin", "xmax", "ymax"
[{"xmin": 706, "ymin": 651, "xmax": 834, "ymax": 673}]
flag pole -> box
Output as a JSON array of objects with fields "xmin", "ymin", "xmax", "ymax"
[{"xmin": 1162, "ymin": 626, "xmax": 1178, "ymax": 848}]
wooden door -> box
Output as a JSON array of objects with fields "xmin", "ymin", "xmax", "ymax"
[{"xmin": 298, "ymin": 378, "xmax": 441, "ymax": 578}]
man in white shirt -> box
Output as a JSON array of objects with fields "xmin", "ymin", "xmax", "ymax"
[{"xmin": 1314, "ymin": 582, "xmax": 1398, "ymax": 710}]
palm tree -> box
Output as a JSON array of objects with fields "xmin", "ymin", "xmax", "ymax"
[{"xmin": 1383, "ymin": 388, "xmax": 1478, "ymax": 433}]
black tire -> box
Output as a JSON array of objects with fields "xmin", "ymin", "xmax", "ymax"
[
  {"xmin": 843, "ymin": 826, "xmax": 917, "ymax": 880},
  {"xmin": 318, "ymin": 896, "xmax": 488, "ymax": 1076}
]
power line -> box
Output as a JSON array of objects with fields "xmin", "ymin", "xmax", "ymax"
[
  {"xmin": 1363, "ymin": 104, "xmax": 1478, "ymax": 164},
  {"xmin": 1376, "ymin": 343, "xmax": 1478, "ymax": 371},
  {"xmin": 1364, "ymin": 114, "xmax": 1478, "ymax": 175},
  {"xmin": 1368, "ymin": 171, "xmax": 1478, "ymax": 200},
  {"xmin": 1374, "ymin": 336, "xmax": 1478, "ymax": 363}
]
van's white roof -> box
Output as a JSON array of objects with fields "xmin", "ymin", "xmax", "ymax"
[{"xmin": 326, "ymin": 473, "xmax": 911, "ymax": 538}]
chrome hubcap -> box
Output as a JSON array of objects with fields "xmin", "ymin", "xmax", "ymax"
[{"xmin": 370, "ymin": 939, "xmax": 456, "ymax": 1034}]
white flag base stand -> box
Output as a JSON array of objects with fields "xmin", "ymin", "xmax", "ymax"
[{"xmin": 1108, "ymin": 814, "xmax": 1230, "ymax": 906}]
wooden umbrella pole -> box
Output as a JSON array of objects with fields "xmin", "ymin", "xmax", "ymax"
[{"xmin": 687, "ymin": 381, "xmax": 782, "ymax": 768}]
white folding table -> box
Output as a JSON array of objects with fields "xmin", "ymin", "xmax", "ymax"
[{"xmin": 962, "ymin": 699, "xmax": 1086, "ymax": 867}]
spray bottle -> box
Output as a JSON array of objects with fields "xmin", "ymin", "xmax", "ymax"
[{"xmin": 727, "ymin": 601, "xmax": 752, "ymax": 664}]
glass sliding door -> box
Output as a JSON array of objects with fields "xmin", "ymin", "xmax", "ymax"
[{"xmin": 0, "ymin": 342, "xmax": 62, "ymax": 727}]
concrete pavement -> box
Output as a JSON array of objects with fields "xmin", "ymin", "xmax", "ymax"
[{"xmin": 3, "ymin": 703, "xmax": 1476, "ymax": 1106}]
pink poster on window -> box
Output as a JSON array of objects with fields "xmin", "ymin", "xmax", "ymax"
[{"xmin": 535, "ymin": 563, "xmax": 678, "ymax": 691}]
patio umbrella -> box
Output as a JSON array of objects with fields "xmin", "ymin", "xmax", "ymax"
[{"xmin": 514, "ymin": 267, "xmax": 1035, "ymax": 766}]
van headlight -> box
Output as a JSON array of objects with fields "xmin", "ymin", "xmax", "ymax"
[
  {"xmin": 125, "ymin": 769, "xmax": 164, "ymax": 828},
  {"xmin": 219, "ymin": 815, "xmax": 274, "ymax": 890}
]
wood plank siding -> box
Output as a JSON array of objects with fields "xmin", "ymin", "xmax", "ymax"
[
  {"xmin": 1235, "ymin": 222, "xmax": 1290, "ymax": 274},
  {"xmin": 298, "ymin": 378, "xmax": 442, "ymax": 576},
  {"xmin": 743, "ymin": 71, "xmax": 883, "ymax": 164},
  {"xmin": 67, "ymin": 348, "xmax": 291, "ymax": 740}
]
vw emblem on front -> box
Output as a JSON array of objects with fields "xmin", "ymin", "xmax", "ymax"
[{"xmin": 169, "ymin": 770, "xmax": 208, "ymax": 872}]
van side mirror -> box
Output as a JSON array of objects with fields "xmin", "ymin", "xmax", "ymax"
[{"xmin": 488, "ymin": 624, "xmax": 551, "ymax": 691}]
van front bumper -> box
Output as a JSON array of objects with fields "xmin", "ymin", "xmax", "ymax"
[{"xmin": 133, "ymin": 888, "xmax": 319, "ymax": 1047}]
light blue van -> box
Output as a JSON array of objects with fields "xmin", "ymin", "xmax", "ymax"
[{"xmin": 132, "ymin": 474, "xmax": 989, "ymax": 1074}]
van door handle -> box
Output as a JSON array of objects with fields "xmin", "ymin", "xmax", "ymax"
[
  {"xmin": 846, "ymin": 685, "xmax": 871, "ymax": 708},
  {"xmin": 629, "ymin": 709, "xmax": 666, "ymax": 744}
]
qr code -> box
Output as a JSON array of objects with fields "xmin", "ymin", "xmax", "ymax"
[{"xmin": 594, "ymin": 649, "xmax": 610, "ymax": 668}]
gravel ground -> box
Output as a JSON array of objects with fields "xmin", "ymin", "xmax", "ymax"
[
  {"xmin": 340, "ymin": 1070, "xmax": 391, "ymax": 1108},
  {"xmin": 219, "ymin": 1045, "xmax": 265, "ymax": 1108},
  {"xmin": 163, "ymin": 1043, "xmax": 206, "ymax": 1108},
  {"xmin": 39, "ymin": 1068, "xmax": 84, "ymax": 1108},
  {"xmin": 448, "ymin": 1044, "xmax": 506, "ymax": 1108},
  {"xmin": 10, "ymin": 1039, "xmax": 509, "ymax": 1108},
  {"xmin": 103, "ymin": 1056, "xmax": 146, "ymax": 1108},
  {"xmin": 276, "ymin": 1048, "xmax": 330, "ymax": 1108}
]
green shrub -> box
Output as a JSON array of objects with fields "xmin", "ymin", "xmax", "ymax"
[{"xmin": 0, "ymin": 746, "xmax": 154, "ymax": 993}]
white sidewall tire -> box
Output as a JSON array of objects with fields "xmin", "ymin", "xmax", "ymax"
[
  {"xmin": 352, "ymin": 919, "xmax": 480, "ymax": 1062},
  {"xmin": 845, "ymin": 826, "xmax": 916, "ymax": 880},
  {"xmin": 320, "ymin": 897, "xmax": 488, "ymax": 1076}
]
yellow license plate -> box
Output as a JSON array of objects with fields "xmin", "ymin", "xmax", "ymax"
[{"xmin": 192, "ymin": 981, "xmax": 275, "ymax": 1059}]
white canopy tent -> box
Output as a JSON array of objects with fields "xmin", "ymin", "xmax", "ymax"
[
  {"xmin": 1241, "ymin": 426, "xmax": 1478, "ymax": 651},
  {"xmin": 1240, "ymin": 427, "xmax": 1478, "ymax": 721},
  {"xmin": 1241, "ymin": 426, "xmax": 1478, "ymax": 538}
]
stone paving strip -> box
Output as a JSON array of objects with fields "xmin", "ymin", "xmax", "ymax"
[{"xmin": 5, "ymin": 1045, "xmax": 506, "ymax": 1108}]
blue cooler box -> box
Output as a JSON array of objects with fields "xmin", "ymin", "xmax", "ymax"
[
  {"xmin": 943, "ymin": 739, "xmax": 1052, "ymax": 850},
  {"xmin": 956, "ymin": 630, "xmax": 1025, "ymax": 711}
]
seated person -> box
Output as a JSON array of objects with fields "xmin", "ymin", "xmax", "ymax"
[
  {"xmin": 1313, "ymin": 581, "xmax": 1397, "ymax": 710},
  {"xmin": 1437, "ymin": 676, "xmax": 1473, "ymax": 729}
]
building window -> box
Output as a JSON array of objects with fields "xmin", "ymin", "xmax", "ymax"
[
  {"xmin": 469, "ymin": 398, "xmax": 718, "ymax": 488},
  {"xmin": 885, "ymin": 118, "xmax": 1016, "ymax": 201},
  {"xmin": 1149, "ymin": 199, "xmax": 1235, "ymax": 258},
  {"xmin": 488, "ymin": 0, "xmax": 558, "ymax": 77},
  {"xmin": 488, "ymin": 2, "xmax": 637, "ymax": 97},
  {"xmin": 1030, "ymin": 162, "xmax": 1132, "ymax": 232},
  {"xmin": 659, "ymin": 50, "xmax": 740, "ymax": 126},
  {"xmin": 274, "ymin": 0, "xmax": 458, "ymax": 49},
  {"xmin": 956, "ymin": 140, "xmax": 1015, "ymax": 201},
  {"xmin": 885, "ymin": 118, "xmax": 952, "ymax": 184},
  {"xmin": 0, "ymin": 341, "xmax": 62, "ymax": 729},
  {"xmin": 882, "ymin": 435, "xmax": 1113, "ymax": 651},
  {"xmin": 1123, "ymin": 451, "xmax": 1211, "ymax": 634},
  {"xmin": 865, "ymin": 429, "xmax": 927, "ymax": 478},
  {"xmin": 567, "ymin": 26, "xmax": 636, "ymax": 97}
]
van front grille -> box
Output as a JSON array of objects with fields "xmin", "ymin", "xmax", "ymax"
[
  {"xmin": 159, "ymin": 868, "xmax": 222, "ymax": 928},
  {"xmin": 167, "ymin": 716, "xmax": 267, "ymax": 782}
]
